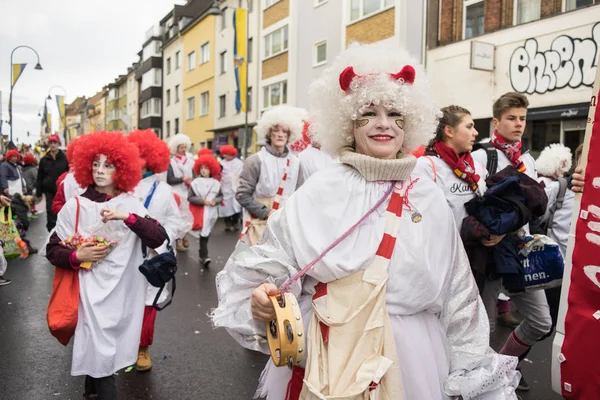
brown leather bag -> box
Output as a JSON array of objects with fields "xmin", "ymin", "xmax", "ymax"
[{"xmin": 47, "ymin": 197, "xmax": 81, "ymax": 346}]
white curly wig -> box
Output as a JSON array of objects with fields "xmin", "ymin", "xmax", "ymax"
[
  {"xmin": 255, "ymin": 105, "xmax": 308, "ymax": 144},
  {"xmin": 309, "ymin": 42, "xmax": 440, "ymax": 156},
  {"xmin": 168, "ymin": 133, "xmax": 192, "ymax": 154},
  {"xmin": 536, "ymin": 143, "xmax": 573, "ymax": 178}
]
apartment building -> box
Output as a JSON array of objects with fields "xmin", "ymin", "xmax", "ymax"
[{"xmin": 136, "ymin": 24, "xmax": 164, "ymax": 137}]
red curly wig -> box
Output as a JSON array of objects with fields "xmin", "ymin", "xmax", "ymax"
[
  {"xmin": 197, "ymin": 148, "xmax": 212, "ymax": 157},
  {"xmin": 23, "ymin": 154, "xmax": 36, "ymax": 165},
  {"xmin": 193, "ymin": 155, "xmax": 221, "ymax": 178},
  {"xmin": 5, "ymin": 150, "xmax": 21, "ymax": 162},
  {"xmin": 72, "ymin": 131, "xmax": 143, "ymax": 193},
  {"xmin": 126, "ymin": 129, "xmax": 170, "ymax": 173},
  {"xmin": 219, "ymin": 145, "xmax": 238, "ymax": 157},
  {"xmin": 66, "ymin": 137, "xmax": 81, "ymax": 162}
]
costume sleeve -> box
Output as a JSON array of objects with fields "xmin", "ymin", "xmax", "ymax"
[
  {"xmin": 213, "ymin": 186, "xmax": 224, "ymax": 204},
  {"xmin": 0, "ymin": 163, "xmax": 9, "ymax": 192},
  {"xmin": 235, "ymin": 154, "xmax": 270, "ymax": 220},
  {"xmin": 187, "ymin": 184, "xmax": 205, "ymax": 205},
  {"xmin": 51, "ymin": 183, "xmax": 66, "ymax": 215},
  {"xmin": 35, "ymin": 158, "xmax": 45, "ymax": 195},
  {"xmin": 155, "ymin": 186, "xmax": 183, "ymax": 253},
  {"xmin": 126, "ymin": 215, "xmax": 167, "ymax": 250},
  {"xmin": 166, "ymin": 164, "xmax": 183, "ymax": 185},
  {"xmin": 441, "ymin": 212, "xmax": 520, "ymax": 399},
  {"xmin": 46, "ymin": 232, "xmax": 75, "ymax": 270},
  {"xmin": 47, "ymin": 198, "xmax": 78, "ymax": 269},
  {"xmin": 211, "ymin": 208, "xmax": 301, "ymax": 354}
]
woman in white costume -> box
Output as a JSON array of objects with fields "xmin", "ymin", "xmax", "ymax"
[
  {"xmin": 128, "ymin": 129, "xmax": 184, "ymax": 372},
  {"xmin": 189, "ymin": 154, "xmax": 223, "ymax": 268},
  {"xmin": 235, "ymin": 105, "xmax": 305, "ymax": 246},
  {"xmin": 218, "ymin": 145, "xmax": 244, "ymax": 232},
  {"xmin": 212, "ymin": 43, "xmax": 519, "ymax": 399},
  {"xmin": 46, "ymin": 131, "xmax": 167, "ymax": 399},
  {"xmin": 167, "ymin": 133, "xmax": 194, "ymax": 251}
]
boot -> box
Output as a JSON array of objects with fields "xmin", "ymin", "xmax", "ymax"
[
  {"xmin": 182, "ymin": 238, "xmax": 190, "ymax": 248},
  {"xmin": 136, "ymin": 346, "xmax": 152, "ymax": 371},
  {"xmin": 176, "ymin": 239, "xmax": 185, "ymax": 252},
  {"xmin": 498, "ymin": 312, "xmax": 521, "ymax": 328}
]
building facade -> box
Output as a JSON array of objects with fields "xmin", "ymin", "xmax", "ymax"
[
  {"xmin": 86, "ymin": 89, "xmax": 107, "ymax": 133},
  {"xmin": 136, "ymin": 25, "xmax": 164, "ymax": 137},
  {"xmin": 65, "ymin": 96, "xmax": 86, "ymax": 141},
  {"xmin": 126, "ymin": 65, "xmax": 139, "ymax": 132},
  {"xmin": 212, "ymin": 0, "xmax": 260, "ymax": 156},
  {"xmin": 427, "ymin": 0, "xmax": 600, "ymax": 157},
  {"xmin": 182, "ymin": 7, "xmax": 217, "ymax": 149},
  {"xmin": 161, "ymin": 12, "xmax": 184, "ymax": 141},
  {"xmin": 106, "ymin": 75, "xmax": 128, "ymax": 132}
]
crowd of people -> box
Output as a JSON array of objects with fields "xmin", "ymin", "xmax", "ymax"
[{"xmin": 0, "ymin": 41, "xmax": 590, "ymax": 400}]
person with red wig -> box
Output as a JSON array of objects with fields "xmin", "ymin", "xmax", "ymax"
[
  {"xmin": 167, "ymin": 134, "xmax": 194, "ymax": 251},
  {"xmin": 197, "ymin": 147, "xmax": 212, "ymax": 157},
  {"xmin": 36, "ymin": 134, "xmax": 69, "ymax": 231},
  {"xmin": 189, "ymin": 154, "xmax": 222, "ymax": 268},
  {"xmin": 128, "ymin": 129, "xmax": 184, "ymax": 371},
  {"xmin": 0, "ymin": 149, "xmax": 25, "ymax": 196},
  {"xmin": 45, "ymin": 131, "xmax": 168, "ymax": 399},
  {"xmin": 22, "ymin": 154, "xmax": 38, "ymax": 195},
  {"xmin": 218, "ymin": 145, "xmax": 243, "ymax": 232}
]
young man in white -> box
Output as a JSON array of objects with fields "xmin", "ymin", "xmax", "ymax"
[
  {"xmin": 166, "ymin": 134, "xmax": 194, "ymax": 251},
  {"xmin": 218, "ymin": 145, "xmax": 243, "ymax": 232}
]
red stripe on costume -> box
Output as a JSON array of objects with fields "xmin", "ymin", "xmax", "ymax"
[
  {"xmin": 283, "ymin": 173, "xmax": 288, "ymax": 181},
  {"xmin": 272, "ymin": 201, "xmax": 281, "ymax": 210},
  {"xmin": 285, "ymin": 366, "xmax": 306, "ymax": 400},
  {"xmin": 319, "ymin": 322, "xmax": 329, "ymax": 344},
  {"xmin": 239, "ymin": 220, "xmax": 251, "ymax": 240},
  {"xmin": 376, "ymin": 234, "xmax": 396, "ymax": 260},
  {"xmin": 369, "ymin": 382, "xmax": 378, "ymax": 391},
  {"xmin": 276, "ymin": 186, "xmax": 284, "ymax": 196},
  {"xmin": 387, "ymin": 193, "xmax": 403, "ymax": 216},
  {"xmin": 313, "ymin": 282, "xmax": 327, "ymax": 299}
]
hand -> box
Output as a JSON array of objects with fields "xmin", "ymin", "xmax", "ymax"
[
  {"xmin": 266, "ymin": 209, "xmax": 276, "ymax": 219},
  {"xmin": 0, "ymin": 195, "xmax": 11, "ymax": 207},
  {"xmin": 100, "ymin": 208, "xmax": 129, "ymax": 223},
  {"xmin": 3, "ymin": 189, "xmax": 8, "ymax": 195},
  {"xmin": 572, "ymin": 167, "xmax": 585, "ymax": 193},
  {"xmin": 481, "ymin": 233, "xmax": 506, "ymax": 247},
  {"xmin": 204, "ymin": 199, "xmax": 216, "ymax": 206},
  {"xmin": 251, "ymin": 283, "xmax": 279, "ymax": 322},
  {"xmin": 75, "ymin": 242, "xmax": 110, "ymax": 263},
  {"xmin": 183, "ymin": 177, "xmax": 192, "ymax": 184}
]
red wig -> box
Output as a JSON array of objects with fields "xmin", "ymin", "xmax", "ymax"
[
  {"xmin": 66, "ymin": 137, "xmax": 81, "ymax": 162},
  {"xmin": 72, "ymin": 131, "xmax": 143, "ymax": 193},
  {"xmin": 219, "ymin": 145, "xmax": 238, "ymax": 157},
  {"xmin": 197, "ymin": 148, "xmax": 212, "ymax": 157},
  {"xmin": 23, "ymin": 154, "xmax": 36, "ymax": 165},
  {"xmin": 193, "ymin": 155, "xmax": 221, "ymax": 178},
  {"xmin": 127, "ymin": 129, "xmax": 170, "ymax": 173},
  {"xmin": 5, "ymin": 150, "xmax": 21, "ymax": 162}
]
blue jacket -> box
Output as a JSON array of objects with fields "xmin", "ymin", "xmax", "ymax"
[{"xmin": 0, "ymin": 161, "xmax": 23, "ymax": 193}]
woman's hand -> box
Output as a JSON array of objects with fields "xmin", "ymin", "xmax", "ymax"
[
  {"xmin": 0, "ymin": 195, "xmax": 11, "ymax": 207},
  {"xmin": 251, "ymin": 283, "xmax": 279, "ymax": 322},
  {"xmin": 481, "ymin": 233, "xmax": 506, "ymax": 247},
  {"xmin": 100, "ymin": 208, "xmax": 129, "ymax": 223},
  {"xmin": 204, "ymin": 199, "xmax": 216, "ymax": 206},
  {"xmin": 572, "ymin": 167, "xmax": 585, "ymax": 193},
  {"xmin": 75, "ymin": 242, "xmax": 110, "ymax": 262}
]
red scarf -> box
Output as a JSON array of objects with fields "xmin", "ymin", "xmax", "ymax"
[
  {"xmin": 490, "ymin": 131, "xmax": 527, "ymax": 172},
  {"xmin": 432, "ymin": 141, "xmax": 480, "ymax": 192}
]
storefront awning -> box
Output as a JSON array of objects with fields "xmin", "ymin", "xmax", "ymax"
[{"xmin": 527, "ymin": 103, "xmax": 589, "ymax": 121}]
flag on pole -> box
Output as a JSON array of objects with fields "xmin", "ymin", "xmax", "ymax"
[
  {"xmin": 11, "ymin": 63, "xmax": 27, "ymax": 87},
  {"xmin": 56, "ymin": 95, "xmax": 65, "ymax": 130},
  {"xmin": 233, "ymin": 8, "xmax": 248, "ymax": 113}
]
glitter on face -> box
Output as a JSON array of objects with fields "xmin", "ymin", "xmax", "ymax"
[{"xmin": 355, "ymin": 119, "xmax": 369, "ymax": 128}]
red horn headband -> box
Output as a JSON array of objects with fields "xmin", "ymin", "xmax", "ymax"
[{"xmin": 339, "ymin": 65, "xmax": 416, "ymax": 93}]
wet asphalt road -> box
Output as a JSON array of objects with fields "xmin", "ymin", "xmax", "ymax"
[{"xmin": 0, "ymin": 213, "xmax": 561, "ymax": 400}]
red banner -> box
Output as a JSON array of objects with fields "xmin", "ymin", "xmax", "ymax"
[{"xmin": 560, "ymin": 91, "xmax": 600, "ymax": 398}]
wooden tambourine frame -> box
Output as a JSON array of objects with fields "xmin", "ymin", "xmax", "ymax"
[{"xmin": 265, "ymin": 292, "xmax": 305, "ymax": 368}]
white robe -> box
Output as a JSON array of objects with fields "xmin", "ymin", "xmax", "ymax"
[
  {"xmin": 219, "ymin": 158, "xmax": 244, "ymax": 217},
  {"xmin": 169, "ymin": 155, "xmax": 194, "ymax": 237},
  {"xmin": 297, "ymin": 146, "xmax": 336, "ymax": 188},
  {"xmin": 213, "ymin": 164, "xmax": 519, "ymax": 399},
  {"xmin": 538, "ymin": 176, "xmax": 575, "ymax": 258},
  {"xmin": 190, "ymin": 177, "xmax": 221, "ymax": 237},
  {"xmin": 63, "ymin": 172, "xmax": 85, "ymax": 200},
  {"xmin": 56, "ymin": 194, "xmax": 148, "ymax": 378},
  {"xmin": 133, "ymin": 175, "xmax": 183, "ymax": 306}
]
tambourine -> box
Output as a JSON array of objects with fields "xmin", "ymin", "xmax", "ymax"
[{"xmin": 265, "ymin": 292, "xmax": 305, "ymax": 368}]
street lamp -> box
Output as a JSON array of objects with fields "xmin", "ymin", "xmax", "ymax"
[
  {"xmin": 9, "ymin": 45, "xmax": 43, "ymax": 143},
  {"xmin": 207, "ymin": 0, "xmax": 251, "ymax": 159}
]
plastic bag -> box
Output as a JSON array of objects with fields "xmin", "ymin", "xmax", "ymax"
[
  {"xmin": 0, "ymin": 207, "xmax": 23, "ymax": 259},
  {"xmin": 0, "ymin": 246, "xmax": 7, "ymax": 276},
  {"xmin": 519, "ymin": 234, "xmax": 564, "ymax": 291}
]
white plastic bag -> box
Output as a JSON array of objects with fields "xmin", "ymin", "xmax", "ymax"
[{"xmin": 0, "ymin": 246, "xmax": 8, "ymax": 276}]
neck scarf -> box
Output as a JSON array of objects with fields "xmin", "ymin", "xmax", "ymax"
[
  {"xmin": 491, "ymin": 131, "xmax": 527, "ymax": 172},
  {"xmin": 432, "ymin": 141, "xmax": 480, "ymax": 192}
]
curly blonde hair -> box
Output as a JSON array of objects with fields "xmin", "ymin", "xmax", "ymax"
[{"xmin": 309, "ymin": 42, "xmax": 440, "ymax": 156}]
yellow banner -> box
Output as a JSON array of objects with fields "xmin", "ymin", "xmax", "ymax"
[
  {"xmin": 56, "ymin": 95, "xmax": 65, "ymax": 130},
  {"xmin": 234, "ymin": 8, "xmax": 247, "ymax": 113},
  {"xmin": 11, "ymin": 63, "xmax": 27, "ymax": 87}
]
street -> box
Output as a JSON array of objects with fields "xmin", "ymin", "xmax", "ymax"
[{"xmin": 0, "ymin": 214, "xmax": 560, "ymax": 400}]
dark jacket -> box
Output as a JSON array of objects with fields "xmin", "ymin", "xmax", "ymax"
[
  {"xmin": 10, "ymin": 193, "xmax": 30, "ymax": 231},
  {"xmin": 36, "ymin": 150, "xmax": 69, "ymax": 195},
  {"xmin": 0, "ymin": 161, "xmax": 23, "ymax": 193},
  {"xmin": 461, "ymin": 166, "xmax": 548, "ymax": 292}
]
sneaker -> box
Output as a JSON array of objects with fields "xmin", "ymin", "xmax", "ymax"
[
  {"xmin": 0, "ymin": 277, "xmax": 12, "ymax": 286},
  {"xmin": 517, "ymin": 371, "xmax": 530, "ymax": 391},
  {"xmin": 28, "ymin": 246, "xmax": 38, "ymax": 254}
]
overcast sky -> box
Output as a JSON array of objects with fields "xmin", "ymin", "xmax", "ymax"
[{"xmin": 0, "ymin": 0, "xmax": 185, "ymax": 146}]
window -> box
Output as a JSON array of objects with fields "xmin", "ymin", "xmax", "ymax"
[
  {"xmin": 187, "ymin": 51, "xmax": 196, "ymax": 71},
  {"xmin": 221, "ymin": 8, "xmax": 227, "ymax": 30},
  {"xmin": 174, "ymin": 118, "xmax": 179, "ymax": 133},
  {"xmin": 515, "ymin": 0, "xmax": 541, "ymax": 24},
  {"xmin": 166, "ymin": 120, "xmax": 171, "ymax": 137},
  {"xmin": 264, "ymin": 26, "xmax": 289, "ymax": 59},
  {"xmin": 200, "ymin": 42, "xmax": 210, "ymax": 64},
  {"xmin": 166, "ymin": 58, "xmax": 171, "ymax": 74},
  {"xmin": 247, "ymin": 86, "xmax": 253, "ymax": 112},
  {"xmin": 154, "ymin": 69, "xmax": 161, "ymax": 85},
  {"xmin": 265, "ymin": 0, "xmax": 281, "ymax": 8},
  {"xmin": 175, "ymin": 51, "xmax": 181, "ymax": 69},
  {"xmin": 220, "ymin": 51, "xmax": 227, "ymax": 74},
  {"xmin": 262, "ymin": 81, "xmax": 287, "ymax": 109},
  {"xmin": 140, "ymin": 99, "xmax": 161, "ymax": 118},
  {"xmin": 166, "ymin": 89, "xmax": 171, "ymax": 106},
  {"xmin": 141, "ymin": 68, "xmax": 161, "ymax": 90},
  {"xmin": 565, "ymin": 0, "xmax": 596, "ymax": 11},
  {"xmin": 314, "ymin": 41, "xmax": 327, "ymax": 66},
  {"xmin": 175, "ymin": 85, "xmax": 180, "ymax": 103},
  {"xmin": 248, "ymin": 38, "xmax": 253, "ymax": 62},
  {"xmin": 187, "ymin": 97, "xmax": 195, "ymax": 119},
  {"xmin": 219, "ymin": 95, "xmax": 227, "ymax": 118},
  {"xmin": 200, "ymin": 91, "xmax": 210, "ymax": 116},
  {"xmin": 464, "ymin": 0, "xmax": 484, "ymax": 39},
  {"xmin": 349, "ymin": 0, "xmax": 394, "ymax": 22}
]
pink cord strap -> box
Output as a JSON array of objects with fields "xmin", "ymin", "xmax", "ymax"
[{"xmin": 279, "ymin": 182, "xmax": 397, "ymax": 293}]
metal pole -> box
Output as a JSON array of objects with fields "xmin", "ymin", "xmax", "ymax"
[{"xmin": 243, "ymin": 1, "xmax": 250, "ymax": 159}]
